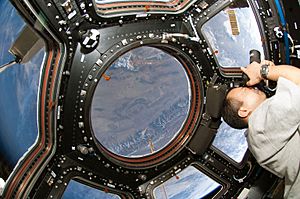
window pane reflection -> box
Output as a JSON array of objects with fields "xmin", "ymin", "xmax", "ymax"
[
  {"xmin": 154, "ymin": 166, "xmax": 221, "ymax": 199},
  {"xmin": 201, "ymin": 1, "xmax": 264, "ymax": 67}
]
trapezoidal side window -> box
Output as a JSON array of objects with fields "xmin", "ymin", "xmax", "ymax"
[
  {"xmin": 0, "ymin": 0, "xmax": 45, "ymax": 180},
  {"xmin": 62, "ymin": 179, "xmax": 121, "ymax": 199},
  {"xmin": 201, "ymin": 0, "xmax": 264, "ymax": 72},
  {"xmin": 153, "ymin": 166, "xmax": 224, "ymax": 198}
]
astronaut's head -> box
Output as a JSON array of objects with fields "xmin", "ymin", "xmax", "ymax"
[{"xmin": 222, "ymin": 86, "xmax": 267, "ymax": 129}]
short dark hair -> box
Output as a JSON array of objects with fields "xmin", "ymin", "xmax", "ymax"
[{"xmin": 222, "ymin": 91, "xmax": 248, "ymax": 129}]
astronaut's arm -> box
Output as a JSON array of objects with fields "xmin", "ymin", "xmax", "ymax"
[{"xmin": 241, "ymin": 60, "xmax": 300, "ymax": 87}]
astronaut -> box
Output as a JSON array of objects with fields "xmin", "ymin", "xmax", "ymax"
[{"xmin": 222, "ymin": 60, "xmax": 300, "ymax": 198}]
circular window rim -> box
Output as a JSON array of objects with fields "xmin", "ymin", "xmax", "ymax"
[
  {"xmin": 86, "ymin": 43, "xmax": 203, "ymax": 167},
  {"xmin": 90, "ymin": 46, "xmax": 191, "ymax": 157}
]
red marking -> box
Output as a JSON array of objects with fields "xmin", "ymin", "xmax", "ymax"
[
  {"xmin": 176, "ymin": 175, "xmax": 180, "ymax": 180},
  {"xmin": 102, "ymin": 73, "xmax": 111, "ymax": 81},
  {"xmin": 145, "ymin": 5, "xmax": 150, "ymax": 12},
  {"xmin": 48, "ymin": 101, "xmax": 57, "ymax": 110}
]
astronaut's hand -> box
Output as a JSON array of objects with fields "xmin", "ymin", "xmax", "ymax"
[{"xmin": 240, "ymin": 61, "xmax": 262, "ymax": 86}]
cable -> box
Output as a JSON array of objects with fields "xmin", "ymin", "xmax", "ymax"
[
  {"xmin": 288, "ymin": 33, "xmax": 295, "ymax": 54},
  {"xmin": 188, "ymin": 15, "xmax": 200, "ymax": 42},
  {"xmin": 0, "ymin": 60, "xmax": 18, "ymax": 73},
  {"xmin": 274, "ymin": 0, "xmax": 290, "ymax": 64}
]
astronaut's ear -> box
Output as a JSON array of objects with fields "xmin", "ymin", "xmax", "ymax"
[{"xmin": 238, "ymin": 106, "xmax": 250, "ymax": 118}]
